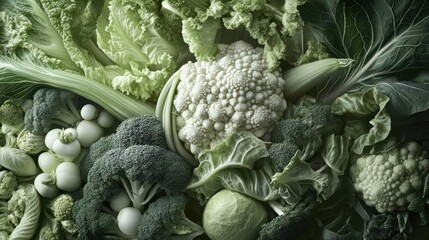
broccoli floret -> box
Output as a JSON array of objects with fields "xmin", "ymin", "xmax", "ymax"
[
  {"xmin": 0, "ymin": 170, "xmax": 17, "ymax": 200},
  {"xmin": 291, "ymin": 102, "xmax": 344, "ymax": 137},
  {"xmin": 364, "ymin": 214, "xmax": 407, "ymax": 240},
  {"xmin": 79, "ymin": 134, "xmax": 114, "ymax": 182},
  {"xmin": 73, "ymin": 145, "xmax": 192, "ymax": 239},
  {"xmin": 268, "ymin": 99, "xmax": 343, "ymax": 172},
  {"xmin": 16, "ymin": 128, "xmax": 47, "ymax": 154},
  {"xmin": 112, "ymin": 115, "xmax": 167, "ymax": 149},
  {"xmin": 138, "ymin": 194, "xmax": 204, "ymax": 240},
  {"xmin": 24, "ymin": 88, "xmax": 82, "ymax": 135},
  {"xmin": 258, "ymin": 192, "xmax": 317, "ymax": 240},
  {"xmin": 269, "ymin": 119, "xmax": 322, "ymax": 172},
  {"xmin": 268, "ymin": 141, "xmax": 300, "ymax": 172},
  {"xmin": 38, "ymin": 194, "xmax": 78, "ymax": 240}
]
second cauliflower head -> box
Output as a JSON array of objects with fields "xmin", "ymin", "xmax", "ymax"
[
  {"xmin": 174, "ymin": 41, "xmax": 288, "ymax": 155},
  {"xmin": 349, "ymin": 142, "xmax": 429, "ymax": 213}
]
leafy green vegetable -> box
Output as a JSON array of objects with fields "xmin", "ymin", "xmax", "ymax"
[
  {"xmin": 187, "ymin": 131, "xmax": 269, "ymax": 202},
  {"xmin": 0, "ymin": 56, "xmax": 155, "ymax": 120},
  {"xmin": 203, "ymin": 189, "xmax": 268, "ymax": 240},
  {"xmin": 0, "ymin": 147, "xmax": 37, "ymax": 177},
  {"xmin": 299, "ymin": 0, "xmax": 429, "ymax": 102},
  {"xmin": 332, "ymin": 87, "xmax": 391, "ymax": 154},
  {"xmin": 271, "ymin": 151, "xmax": 329, "ymax": 205}
]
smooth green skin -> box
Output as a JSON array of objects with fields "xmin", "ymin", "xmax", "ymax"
[{"xmin": 203, "ymin": 189, "xmax": 268, "ymax": 240}]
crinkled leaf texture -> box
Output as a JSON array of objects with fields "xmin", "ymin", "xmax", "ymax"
[
  {"xmin": 300, "ymin": 0, "xmax": 429, "ymax": 102},
  {"xmin": 331, "ymin": 87, "xmax": 391, "ymax": 154},
  {"xmin": 271, "ymin": 151, "xmax": 330, "ymax": 205},
  {"xmin": 187, "ymin": 131, "xmax": 271, "ymax": 203},
  {"xmin": 0, "ymin": 147, "xmax": 37, "ymax": 177}
]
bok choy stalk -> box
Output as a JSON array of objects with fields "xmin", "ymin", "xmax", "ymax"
[
  {"xmin": 283, "ymin": 58, "xmax": 354, "ymax": 100},
  {"xmin": 0, "ymin": 56, "xmax": 155, "ymax": 120}
]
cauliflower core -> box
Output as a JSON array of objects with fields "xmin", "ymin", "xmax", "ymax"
[
  {"xmin": 174, "ymin": 41, "xmax": 287, "ymax": 155},
  {"xmin": 349, "ymin": 142, "xmax": 429, "ymax": 213}
]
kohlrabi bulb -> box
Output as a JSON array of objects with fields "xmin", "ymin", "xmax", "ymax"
[{"xmin": 202, "ymin": 189, "xmax": 268, "ymax": 240}]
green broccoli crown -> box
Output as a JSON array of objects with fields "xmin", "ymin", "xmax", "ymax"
[
  {"xmin": 79, "ymin": 134, "xmax": 114, "ymax": 182},
  {"xmin": 122, "ymin": 145, "xmax": 192, "ymax": 195},
  {"xmin": 112, "ymin": 115, "xmax": 167, "ymax": 149},
  {"xmin": 291, "ymin": 103, "xmax": 344, "ymax": 137},
  {"xmin": 74, "ymin": 144, "xmax": 192, "ymax": 239},
  {"xmin": 24, "ymin": 88, "xmax": 81, "ymax": 135},
  {"xmin": 138, "ymin": 194, "xmax": 204, "ymax": 240},
  {"xmin": 268, "ymin": 141, "xmax": 299, "ymax": 172},
  {"xmin": 258, "ymin": 193, "xmax": 317, "ymax": 240},
  {"xmin": 364, "ymin": 214, "xmax": 407, "ymax": 240}
]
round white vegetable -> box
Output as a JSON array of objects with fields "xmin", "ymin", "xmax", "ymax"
[
  {"xmin": 52, "ymin": 138, "xmax": 81, "ymax": 161},
  {"xmin": 109, "ymin": 189, "xmax": 131, "ymax": 212},
  {"xmin": 55, "ymin": 162, "xmax": 82, "ymax": 192},
  {"xmin": 117, "ymin": 207, "xmax": 142, "ymax": 236},
  {"xmin": 80, "ymin": 104, "xmax": 98, "ymax": 120},
  {"xmin": 34, "ymin": 173, "xmax": 60, "ymax": 198},
  {"xmin": 38, "ymin": 151, "xmax": 62, "ymax": 173},
  {"xmin": 76, "ymin": 120, "xmax": 104, "ymax": 147},
  {"xmin": 45, "ymin": 128, "xmax": 61, "ymax": 150},
  {"xmin": 97, "ymin": 110, "xmax": 115, "ymax": 128}
]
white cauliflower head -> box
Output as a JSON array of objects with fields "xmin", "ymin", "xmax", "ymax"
[
  {"xmin": 174, "ymin": 41, "xmax": 287, "ymax": 155},
  {"xmin": 349, "ymin": 142, "xmax": 429, "ymax": 213}
]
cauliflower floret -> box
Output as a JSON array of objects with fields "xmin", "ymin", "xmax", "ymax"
[
  {"xmin": 349, "ymin": 142, "xmax": 429, "ymax": 213},
  {"xmin": 174, "ymin": 41, "xmax": 287, "ymax": 155}
]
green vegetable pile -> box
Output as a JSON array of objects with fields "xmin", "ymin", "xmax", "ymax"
[{"xmin": 1, "ymin": 0, "xmax": 429, "ymax": 239}]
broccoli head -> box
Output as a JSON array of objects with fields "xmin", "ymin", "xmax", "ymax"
[
  {"xmin": 79, "ymin": 134, "xmax": 114, "ymax": 182},
  {"xmin": 112, "ymin": 115, "xmax": 167, "ymax": 149},
  {"xmin": 138, "ymin": 194, "xmax": 204, "ymax": 240},
  {"xmin": 24, "ymin": 88, "xmax": 82, "ymax": 135},
  {"xmin": 268, "ymin": 99, "xmax": 343, "ymax": 173},
  {"xmin": 73, "ymin": 144, "xmax": 192, "ymax": 239},
  {"xmin": 258, "ymin": 192, "xmax": 317, "ymax": 240},
  {"xmin": 364, "ymin": 214, "xmax": 407, "ymax": 240}
]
